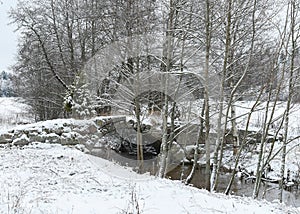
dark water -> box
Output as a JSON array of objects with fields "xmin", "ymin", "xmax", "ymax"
[
  {"xmin": 167, "ymin": 165, "xmax": 300, "ymax": 208},
  {"xmin": 91, "ymin": 143, "xmax": 300, "ymax": 207}
]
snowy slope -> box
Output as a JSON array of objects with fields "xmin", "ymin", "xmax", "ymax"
[
  {"xmin": 0, "ymin": 143, "xmax": 298, "ymax": 214},
  {"xmin": 235, "ymin": 101, "xmax": 300, "ymax": 137}
]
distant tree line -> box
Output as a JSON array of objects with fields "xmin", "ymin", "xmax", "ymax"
[{"xmin": 0, "ymin": 71, "xmax": 14, "ymax": 97}]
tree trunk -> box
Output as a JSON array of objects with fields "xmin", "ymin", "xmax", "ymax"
[
  {"xmin": 280, "ymin": 1, "xmax": 297, "ymax": 202},
  {"xmin": 158, "ymin": 0, "xmax": 176, "ymax": 178},
  {"xmin": 185, "ymin": 102, "xmax": 205, "ymax": 185},
  {"xmin": 211, "ymin": 0, "xmax": 232, "ymax": 191}
]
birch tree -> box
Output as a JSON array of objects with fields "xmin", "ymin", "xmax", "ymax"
[
  {"xmin": 279, "ymin": 0, "xmax": 300, "ymax": 202},
  {"xmin": 211, "ymin": 0, "xmax": 273, "ymax": 191}
]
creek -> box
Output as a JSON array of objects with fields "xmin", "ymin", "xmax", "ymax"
[{"xmin": 167, "ymin": 165, "xmax": 300, "ymax": 207}]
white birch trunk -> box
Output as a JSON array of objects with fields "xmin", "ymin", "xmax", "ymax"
[{"xmin": 279, "ymin": 1, "xmax": 297, "ymax": 202}]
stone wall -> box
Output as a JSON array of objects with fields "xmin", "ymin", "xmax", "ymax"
[
  {"xmin": 0, "ymin": 116, "xmax": 126, "ymax": 152},
  {"xmin": 0, "ymin": 116, "xmax": 197, "ymax": 168}
]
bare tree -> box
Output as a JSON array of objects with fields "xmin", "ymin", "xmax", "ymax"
[{"xmin": 279, "ymin": 0, "xmax": 300, "ymax": 202}]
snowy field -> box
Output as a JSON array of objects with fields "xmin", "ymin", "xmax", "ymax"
[
  {"xmin": 0, "ymin": 97, "xmax": 33, "ymax": 131},
  {"xmin": 0, "ymin": 143, "xmax": 298, "ymax": 214}
]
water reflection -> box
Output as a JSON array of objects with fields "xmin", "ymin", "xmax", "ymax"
[{"xmin": 167, "ymin": 165, "xmax": 300, "ymax": 207}]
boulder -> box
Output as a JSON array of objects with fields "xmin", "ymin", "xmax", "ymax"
[
  {"xmin": 185, "ymin": 145, "xmax": 205, "ymax": 161},
  {"xmin": 83, "ymin": 139, "xmax": 97, "ymax": 150},
  {"xmin": 54, "ymin": 126, "xmax": 65, "ymax": 136},
  {"xmin": 45, "ymin": 133, "xmax": 61, "ymax": 144},
  {"xmin": 29, "ymin": 134, "xmax": 46, "ymax": 143},
  {"xmin": 74, "ymin": 123, "xmax": 98, "ymax": 136},
  {"xmin": 0, "ymin": 133, "xmax": 13, "ymax": 144},
  {"xmin": 12, "ymin": 134, "xmax": 30, "ymax": 146},
  {"xmin": 168, "ymin": 142, "xmax": 185, "ymax": 164},
  {"xmin": 86, "ymin": 124, "xmax": 98, "ymax": 134},
  {"xmin": 61, "ymin": 132, "xmax": 81, "ymax": 145}
]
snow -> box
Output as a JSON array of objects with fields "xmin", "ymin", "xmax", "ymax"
[
  {"xmin": 232, "ymin": 101, "xmax": 300, "ymax": 179},
  {"xmin": 0, "ymin": 97, "xmax": 33, "ymax": 131},
  {"xmin": 235, "ymin": 101, "xmax": 300, "ymax": 137},
  {"xmin": 0, "ymin": 143, "xmax": 298, "ymax": 214}
]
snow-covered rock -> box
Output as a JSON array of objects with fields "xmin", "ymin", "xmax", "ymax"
[
  {"xmin": 0, "ymin": 133, "xmax": 13, "ymax": 144},
  {"xmin": 44, "ymin": 133, "xmax": 61, "ymax": 144},
  {"xmin": 0, "ymin": 117, "xmax": 122, "ymax": 149},
  {"xmin": 12, "ymin": 133, "xmax": 30, "ymax": 146}
]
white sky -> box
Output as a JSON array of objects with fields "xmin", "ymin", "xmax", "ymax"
[{"xmin": 0, "ymin": 0, "xmax": 18, "ymax": 72}]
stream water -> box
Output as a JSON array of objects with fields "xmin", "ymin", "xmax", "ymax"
[
  {"xmin": 167, "ymin": 165, "xmax": 300, "ymax": 207},
  {"xmin": 95, "ymin": 146, "xmax": 300, "ymax": 207},
  {"xmin": 91, "ymin": 129, "xmax": 300, "ymax": 208}
]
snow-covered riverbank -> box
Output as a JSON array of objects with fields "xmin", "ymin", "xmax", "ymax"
[{"xmin": 0, "ymin": 143, "xmax": 298, "ymax": 214}]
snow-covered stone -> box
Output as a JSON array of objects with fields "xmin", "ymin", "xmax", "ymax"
[
  {"xmin": 168, "ymin": 142, "xmax": 185, "ymax": 164},
  {"xmin": 45, "ymin": 133, "xmax": 61, "ymax": 144},
  {"xmin": 0, "ymin": 133, "xmax": 13, "ymax": 144},
  {"xmin": 61, "ymin": 132, "xmax": 82, "ymax": 145},
  {"xmin": 185, "ymin": 145, "xmax": 205, "ymax": 161},
  {"xmin": 29, "ymin": 134, "xmax": 46, "ymax": 143},
  {"xmin": 12, "ymin": 133, "xmax": 30, "ymax": 146},
  {"xmin": 0, "ymin": 117, "xmax": 122, "ymax": 149}
]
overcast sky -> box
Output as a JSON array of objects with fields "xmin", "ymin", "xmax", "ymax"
[{"xmin": 0, "ymin": 0, "xmax": 18, "ymax": 72}]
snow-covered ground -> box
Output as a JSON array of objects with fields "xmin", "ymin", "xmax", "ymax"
[
  {"xmin": 235, "ymin": 101, "xmax": 300, "ymax": 137},
  {"xmin": 233, "ymin": 101, "xmax": 300, "ymax": 179},
  {"xmin": 0, "ymin": 142, "xmax": 298, "ymax": 214},
  {"xmin": 0, "ymin": 97, "xmax": 33, "ymax": 131}
]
